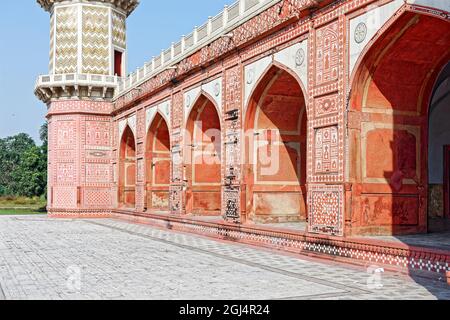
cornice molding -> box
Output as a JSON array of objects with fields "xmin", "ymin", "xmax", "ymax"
[{"xmin": 36, "ymin": 0, "xmax": 139, "ymax": 16}]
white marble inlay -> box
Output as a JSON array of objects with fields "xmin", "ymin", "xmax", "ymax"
[
  {"xmin": 349, "ymin": 0, "xmax": 403, "ymax": 77},
  {"xmin": 243, "ymin": 56, "xmax": 272, "ymax": 111},
  {"xmin": 274, "ymin": 39, "xmax": 308, "ymax": 91},
  {"xmin": 146, "ymin": 100, "xmax": 172, "ymax": 133},
  {"xmin": 118, "ymin": 118, "xmax": 127, "ymax": 140},
  {"xmin": 184, "ymin": 77, "xmax": 222, "ymax": 123},
  {"xmin": 127, "ymin": 114, "xmax": 137, "ymax": 137}
]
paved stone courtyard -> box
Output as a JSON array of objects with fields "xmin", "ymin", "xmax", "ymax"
[{"xmin": 0, "ymin": 215, "xmax": 448, "ymax": 300}]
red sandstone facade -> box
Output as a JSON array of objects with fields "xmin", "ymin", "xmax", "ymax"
[{"xmin": 35, "ymin": 0, "xmax": 450, "ymax": 239}]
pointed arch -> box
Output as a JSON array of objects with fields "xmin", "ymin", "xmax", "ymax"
[
  {"xmin": 146, "ymin": 106, "xmax": 171, "ymax": 137},
  {"xmin": 243, "ymin": 64, "xmax": 308, "ymax": 224},
  {"xmin": 184, "ymin": 93, "xmax": 222, "ymax": 216},
  {"xmin": 244, "ymin": 61, "xmax": 309, "ymax": 123},
  {"xmin": 185, "ymin": 89, "xmax": 223, "ymax": 129},
  {"xmin": 118, "ymin": 125, "xmax": 136, "ymax": 209},
  {"xmin": 144, "ymin": 112, "xmax": 171, "ymax": 212},
  {"xmin": 348, "ymin": 9, "xmax": 450, "ymax": 235},
  {"xmin": 349, "ymin": 1, "xmax": 450, "ymax": 89}
]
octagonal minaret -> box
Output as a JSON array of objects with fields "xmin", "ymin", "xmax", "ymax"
[
  {"xmin": 35, "ymin": 0, "xmax": 139, "ymax": 101},
  {"xmin": 35, "ymin": 0, "xmax": 139, "ymax": 217}
]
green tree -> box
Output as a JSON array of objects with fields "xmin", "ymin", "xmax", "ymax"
[
  {"xmin": 0, "ymin": 133, "xmax": 36, "ymax": 195},
  {"xmin": 0, "ymin": 123, "xmax": 48, "ymax": 198},
  {"xmin": 11, "ymin": 146, "xmax": 47, "ymax": 197}
]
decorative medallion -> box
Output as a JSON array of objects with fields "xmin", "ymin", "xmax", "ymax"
[
  {"xmin": 295, "ymin": 48, "xmax": 305, "ymax": 67},
  {"xmin": 185, "ymin": 95, "xmax": 191, "ymax": 108},
  {"xmin": 354, "ymin": 22, "xmax": 367, "ymax": 44},
  {"xmin": 214, "ymin": 82, "xmax": 221, "ymax": 97},
  {"xmin": 246, "ymin": 69, "xmax": 255, "ymax": 84}
]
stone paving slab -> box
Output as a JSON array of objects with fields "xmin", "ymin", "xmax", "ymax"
[{"xmin": 0, "ymin": 215, "xmax": 448, "ymax": 300}]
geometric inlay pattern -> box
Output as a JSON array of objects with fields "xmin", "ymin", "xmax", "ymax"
[
  {"xmin": 315, "ymin": 93, "xmax": 339, "ymax": 117},
  {"xmin": 86, "ymin": 164, "xmax": 110, "ymax": 183},
  {"xmin": 309, "ymin": 184, "xmax": 343, "ymax": 236},
  {"xmin": 315, "ymin": 125, "xmax": 338, "ymax": 174},
  {"xmin": 112, "ymin": 10, "xmax": 126, "ymax": 49},
  {"xmin": 82, "ymin": 6, "xmax": 109, "ymax": 75},
  {"xmin": 224, "ymin": 187, "xmax": 240, "ymax": 220},
  {"xmin": 55, "ymin": 6, "xmax": 78, "ymax": 74},
  {"xmin": 86, "ymin": 121, "xmax": 111, "ymax": 147},
  {"xmin": 84, "ymin": 189, "xmax": 112, "ymax": 208},
  {"xmin": 56, "ymin": 163, "xmax": 75, "ymax": 184},
  {"xmin": 315, "ymin": 20, "xmax": 339, "ymax": 85},
  {"xmin": 56, "ymin": 120, "xmax": 76, "ymax": 148},
  {"xmin": 53, "ymin": 187, "xmax": 77, "ymax": 209}
]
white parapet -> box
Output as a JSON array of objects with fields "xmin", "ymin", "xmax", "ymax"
[
  {"xmin": 115, "ymin": 0, "xmax": 284, "ymax": 98},
  {"xmin": 35, "ymin": 73, "xmax": 120, "ymax": 102}
]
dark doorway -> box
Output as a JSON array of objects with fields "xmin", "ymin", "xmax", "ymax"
[
  {"xmin": 114, "ymin": 50, "xmax": 123, "ymax": 77},
  {"xmin": 444, "ymin": 145, "xmax": 450, "ymax": 218}
]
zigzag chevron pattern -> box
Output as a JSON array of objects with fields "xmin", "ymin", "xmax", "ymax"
[
  {"xmin": 55, "ymin": 6, "xmax": 78, "ymax": 74},
  {"xmin": 112, "ymin": 11, "xmax": 126, "ymax": 49},
  {"xmin": 49, "ymin": 13, "xmax": 55, "ymax": 74},
  {"xmin": 82, "ymin": 6, "xmax": 109, "ymax": 75}
]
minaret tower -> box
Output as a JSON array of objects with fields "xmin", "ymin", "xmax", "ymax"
[{"xmin": 35, "ymin": 0, "xmax": 139, "ymax": 217}]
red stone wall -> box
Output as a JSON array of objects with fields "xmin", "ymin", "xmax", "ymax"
[
  {"xmin": 49, "ymin": 0, "xmax": 450, "ymax": 236},
  {"xmin": 47, "ymin": 100, "xmax": 114, "ymax": 217},
  {"xmin": 347, "ymin": 10, "xmax": 450, "ymax": 235}
]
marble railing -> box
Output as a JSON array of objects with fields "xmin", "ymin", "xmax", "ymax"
[{"xmin": 115, "ymin": 0, "xmax": 283, "ymax": 97}]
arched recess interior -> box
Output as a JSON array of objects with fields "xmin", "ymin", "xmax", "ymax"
[
  {"xmin": 244, "ymin": 64, "xmax": 308, "ymax": 224},
  {"xmin": 145, "ymin": 113, "xmax": 171, "ymax": 212},
  {"xmin": 119, "ymin": 125, "xmax": 136, "ymax": 209},
  {"xmin": 349, "ymin": 10, "xmax": 450, "ymax": 235},
  {"xmin": 185, "ymin": 93, "xmax": 222, "ymax": 215}
]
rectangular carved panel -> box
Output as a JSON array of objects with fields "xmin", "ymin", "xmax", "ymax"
[
  {"xmin": 56, "ymin": 120, "xmax": 77, "ymax": 148},
  {"xmin": 170, "ymin": 185, "xmax": 183, "ymax": 214},
  {"xmin": 309, "ymin": 184, "xmax": 343, "ymax": 236},
  {"xmin": 53, "ymin": 187, "xmax": 77, "ymax": 208},
  {"xmin": 224, "ymin": 187, "xmax": 240, "ymax": 220},
  {"xmin": 315, "ymin": 93, "xmax": 339, "ymax": 118},
  {"xmin": 83, "ymin": 188, "xmax": 112, "ymax": 208},
  {"xmin": 85, "ymin": 163, "xmax": 110, "ymax": 184},
  {"xmin": 315, "ymin": 20, "xmax": 339, "ymax": 85},
  {"xmin": 56, "ymin": 163, "xmax": 76, "ymax": 184},
  {"xmin": 314, "ymin": 125, "xmax": 338, "ymax": 174},
  {"xmin": 86, "ymin": 121, "xmax": 110, "ymax": 147}
]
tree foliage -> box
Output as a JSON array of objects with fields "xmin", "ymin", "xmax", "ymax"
[{"xmin": 0, "ymin": 122, "xmax": 48, "ymax": 197}]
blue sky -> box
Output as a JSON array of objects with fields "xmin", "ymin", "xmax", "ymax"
[{"xmin": 0, "ymin": 0, "xmax": 230, "ymax": 143}]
